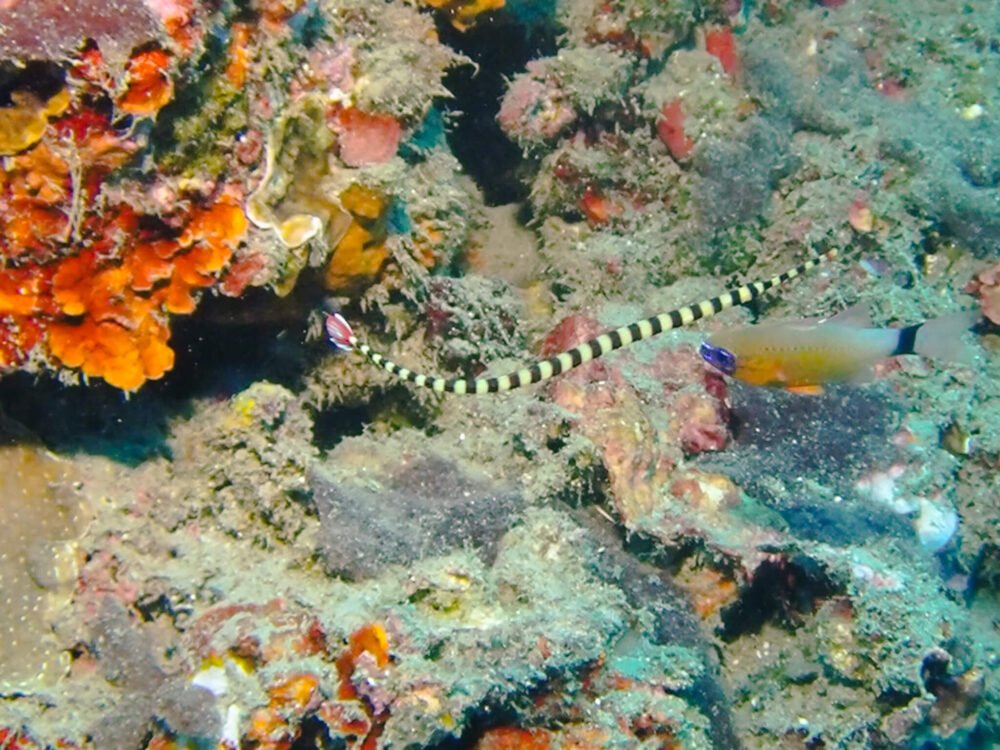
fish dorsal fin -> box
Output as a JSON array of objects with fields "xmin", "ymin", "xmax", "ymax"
[{"xmin": 824, "ymin": 302, "xmax": 871, "ymax": 328}]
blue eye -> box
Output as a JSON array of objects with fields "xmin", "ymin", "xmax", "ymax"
[{"xmin": 699, "ymin": 342, "xmax": 736, "ymax": 375}]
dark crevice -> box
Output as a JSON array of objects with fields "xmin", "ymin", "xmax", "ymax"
[
  {"xmin": 310, "ymin": 384, "xmax": 439, "ymax": 452},
  {"xmin": 311, "ymin": 404, "xmax": 371, "ymax": 451},
  {"xmin": 166, "ymin": 285, "xmax": 315, "ymax": 398},
  {"xmin": 0, "ymin": 280, "xmax": 330, "ymax": 461},
  {"xmin": 572, "ymin": 507, "xmax": 743, "ymax": 750},
  {"xmin": 0, "ymin": 59, "xmax": 66, "ymax": 105},
  {"xmin": 0, "ymin": 372, "xmax": 175, "ymax": 464},
  {"xmin": 435, "ymin": 11, "xmax": 560, "ymax": 205},
  {"xmin": 718, "ymin": 555, "xmax": 842, "ymax": 640},
  {"xmin": 288, "ymin": 715, "xmax": 336, "ymax": 749}
]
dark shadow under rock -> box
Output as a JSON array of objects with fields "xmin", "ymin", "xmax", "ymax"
[
  {"xmin": 718, "ymin": 554, "xmax": 842, "ymax": 641},
  {"xmin": 309, "ymin": 451, "xmax": 524, "ymax": 580},
  {"xmin": 696, "ymin": 382, "xmax": 906, "ymax": 544}
]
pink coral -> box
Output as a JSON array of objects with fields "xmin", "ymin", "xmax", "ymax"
[
  {"xmin": 965, "ymin": 262, "xmax": 1000, "ymax": 325},
  {"xmin": 330, "ymin": 106, "xmax": 403, "ymax": 167},
  {"xmin": 675, "ymin": 391, "xmax": 729, "ymax": 454},
  {"xmin": 499, "ymin": 67, "xmax": 577, "ymax": 145},
  {"xmin": 538, "ymin": 314, "xmax": 609, "ymax": 384},
  {"xmin": 656, "ymin": 98, "xmax": 695, "ymax": 160},
  {"xmin": 704, "ymin": 26, "xmax": 741, "ymax": 78}
]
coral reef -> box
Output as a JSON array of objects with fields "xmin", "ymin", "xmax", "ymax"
[
  {"xmin": 0, "ymin": 0, "xmax": 473, "ymax": 390},
  {"xmin": 163, "ymin": 381, "xmax": 317, "ymax": 542},
  {"xmin": 1, "ymin": 0, "xmax": 999, "ymax": 748},
  {"xmin": 0, "ymin": 18, "xmax": 242, "ymax": 388}
]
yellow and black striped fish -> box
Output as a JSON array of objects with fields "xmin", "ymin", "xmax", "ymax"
[{"xmin": 325, "ymin": 248, "xmax": 842, "ymax": 395}]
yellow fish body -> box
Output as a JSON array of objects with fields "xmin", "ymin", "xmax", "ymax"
[{"xmin": 700, "ymin": 308, "xmax": 979, "ymax": 394}]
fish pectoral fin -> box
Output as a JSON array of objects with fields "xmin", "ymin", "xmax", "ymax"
[{"xmin": 786, "ymin": 384, "xmax": 826, "ymax": 396}]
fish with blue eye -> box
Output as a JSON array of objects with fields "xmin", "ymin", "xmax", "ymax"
[{"xmin": 699, "ymin": 305, "xmax": 981, "ymax": 395}]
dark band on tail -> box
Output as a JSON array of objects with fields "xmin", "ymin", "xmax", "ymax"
[
  {"xmin": 892, "ymin": 323, "xmax": 921, "ymax": 356},
  {"xmin": 335, "ymin": 248, "xmax": 841, "ymax": 395}
]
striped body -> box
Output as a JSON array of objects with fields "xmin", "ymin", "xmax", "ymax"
[{"xmin": 325, "ymin": 248, "xmax": 841, "ymax": 395}]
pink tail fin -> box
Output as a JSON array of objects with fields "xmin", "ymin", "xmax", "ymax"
[
  {"xmin": 325, "ymin": 312, "xmax": 356, "ymax": 351},
  {"xmin": 914, "ymin": 309, "xmax": 981, "ymax": 364}
]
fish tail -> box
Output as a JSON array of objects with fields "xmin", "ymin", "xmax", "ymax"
[{"xmin": 903, "ymin": 309, "xmax": 981, "ymax": 364}]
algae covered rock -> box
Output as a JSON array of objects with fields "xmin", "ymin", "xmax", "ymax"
[
  {"xmin": 0, "ymin": 441, "xmax": 90, "ymax": 695},
  {"xmin": 310, "ymin": 443, "xmax": 525, "ymax": 578}
]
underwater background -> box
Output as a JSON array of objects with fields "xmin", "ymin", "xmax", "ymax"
[{"xmin": 0, "ymin": 0, "xmax": 998, "ymax": 747}]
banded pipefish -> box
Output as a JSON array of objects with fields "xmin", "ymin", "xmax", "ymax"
[{"xmin": 325, "ymin": 247, "xmax": 844, "ymax": 395}]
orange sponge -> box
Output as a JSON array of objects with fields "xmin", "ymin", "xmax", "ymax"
[
  {"xmin": 0, "ymin": 197, "xmax": 248, "ymax": 390},
  {"xmin": 323, "ymin": 185, "xmax": 389, "ymax": 294},
  {"xmin": 117, "ymin": 48, "xmax": 175, "ymax": 117},
  {"xmin": 423, "ymin": 0, "xmax": 504, "ymax": 31}
]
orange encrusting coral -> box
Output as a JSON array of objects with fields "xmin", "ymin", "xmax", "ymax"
[
  {"xmin": 0, "ymin": 36, "xmax": 251, "ymax": 391},
  {"xmin": 0, "ymin": 119, "xmax": 137, "ymax": 264},
  {"xmin": 117, "ymin": 48, "xmax": 175, "ymax": 117},
  {"xmin": 0, "ymin": 267, "xmax": 50, "ymax": 318},
  {"xmin": 331, "ymin": 623, "xmax": 392, "ymax": 750},
  {"xmin": 225, "ymin": 23, "xmax": 254, "ymax": 88},
  {"xmin": 47, "ymin": 316, "xmax": 174, "ymax": 392},
  {"xmin": 336, "ymin": 622, "xmax": 390, "ymax": 700},
  {"xmin": 0, "ymin": 316, "xmax": 46, "ymax": 371},
  {"xmin": 243, "ymin": 622, "xmax": 392, "ymax": 750},
  {"xmin": 45, "ymin": 199, "xmax": 246, "ymax": 389},
  {"xmin": 167, "ymin": 200, "xmax": 249, "ymax": 313},
  {"xmin": 476, "ymin": 727, "xmax": 553, "ymax": 750},
  {"xmin": 247, "ymin": 672, "xmax": 322, "ymax": 747}
]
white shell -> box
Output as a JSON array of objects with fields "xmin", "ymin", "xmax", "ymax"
[{"xmin": 913, "ymin": 499, "xmax": 959, "ymax": 552}]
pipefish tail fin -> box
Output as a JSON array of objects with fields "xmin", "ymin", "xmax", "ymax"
[{"xmin": 326, "ymin": 248, "xmax": 843, "ymax": 395}]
